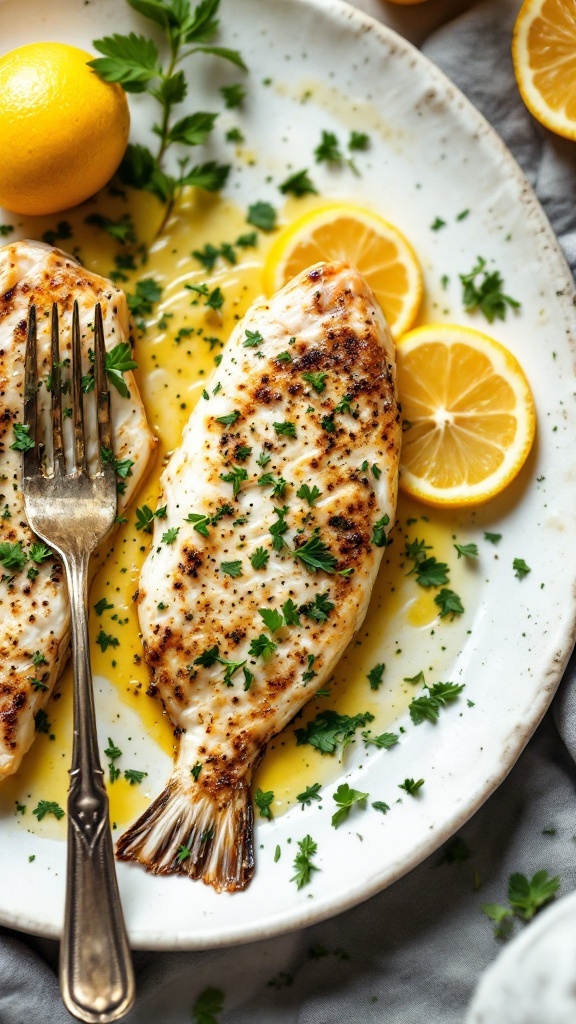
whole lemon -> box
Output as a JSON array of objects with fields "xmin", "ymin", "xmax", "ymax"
[{"xmin": 0, "ymin": 42, "xmax": 130, "ymax": 216}]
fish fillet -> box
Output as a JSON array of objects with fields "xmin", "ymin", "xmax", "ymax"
[
  {"xmin": 117, "ymin": 261, "xmax": 401, "ymax": 891},
  {"xmin": 0, "ymin": 240, "xmax": 155, "ymax": 778}
]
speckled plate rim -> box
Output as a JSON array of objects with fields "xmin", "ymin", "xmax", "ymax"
[{"xmin": 0, "ymin": 0, "xmax": 575, "ymax": 949}]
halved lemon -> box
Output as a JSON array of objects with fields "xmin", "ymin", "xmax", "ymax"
[
  {"xmin": 264, "ymin": 203, "xmax": 423, "ymax": 338},
  {"xmin": 513, "ymin": 0, "xmax": 576, "ymax": 140},
  {"xmin": 396, "ymin": 324, "xmax": 536, "ymax": 507}
]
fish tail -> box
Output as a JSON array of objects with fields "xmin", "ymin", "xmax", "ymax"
[{"xmin": 115, "ymin": 774, "xmax": 254, "ymax": 892}]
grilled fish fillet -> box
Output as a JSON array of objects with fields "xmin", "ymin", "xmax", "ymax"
[
  {"xmin": 0, "ymin": 239, "xmax": 155, "ymax": 778},
  {"xmin": 117, "ymin": 260, "xmax": 401, "ymax": 891}
]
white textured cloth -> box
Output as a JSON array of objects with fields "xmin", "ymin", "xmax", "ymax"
[{"xmin": 2, "ymin": 2, "xmax": 576, "ymax": 1022}]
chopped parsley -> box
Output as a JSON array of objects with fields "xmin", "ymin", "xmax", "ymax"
[
  {"xmin": 191, "ymin": 761, "xmax": 202, "ymax": 781},
  {"xmin": 94, "ymin": 597, "xmax": 114, "ymax": 615},
  {"xmin": 331, "ymin": 783, "xmax": 368, "ymax": 828},
  {"xmin": 302, "ymin": 592, "xmax": 334, "ymax": 623},
  {"xmin": 291, "ymin": 834, "xmax": 319, "ymax": 889},
  {"xmin": 124, "ymin": 769, "xmax": 147, "ymax": 786},
  {"xmin": 220, "ymin": 82, "xmax": 245, "ymax": 108},
  {"xmin": 254, "ymin": 788, "xmax": 274, "ymax": 820},
  {"xmin": 161, "ymin": 526, "xmax": 180, "ymax": 545},
  {"xmin": 513, "ymin": 558, "xmax": 531, "ymax": 579},
  {"xmin": 296, "ymin": 782, "xmax": 322, "ymax": 808},
  {"xmin": 349, "ymin": 131, "xmax": 370, "ymax": 151},
  {"xmin": 247, "ymin": 201, "xmax": 276, "ymax": 232},
  {"xmin": 434, "ymin": 589, "xmax": 465, "ymax": 618},
  {"xmin": 314, "ymin": 130, "xmax": 343, "ymax": 165},
  {"xmin": 273, "ymin": 421, "xmax": 296, "ymax": 438},
  {"xmin": 126, "ymin": 278, "xmax": 162, "ymax": 320},
  {"xmin": 399, "ymin": 778, "xmax": 425, "ymax": 796},
  {"xmin": 279, "ymin": 169, "xmax": 317, "ymax": 196},
  {"xmin": 105, "ymin": 342, "xmax": 138, "ymax": 398},
  {"xmin": 192, "ymin": 986, "xmax": 224, "ymax": 1024},
  {"xmin": 258, "ymin": 607, "xmax": 284, "ymax": 632},
  {"xmin": 250, "ymin": 547, "xmax": 270, "ymax": 570},
  {"xmin": 10, "ymin": 423, "xmax": 34, "ymax": 452},
  {"xmin": 282, "ymin": 598, "xmax": 301, "ymax": 625},
  {"xmin": 295, "ymin": 709, "xmax": 374, "ymax": 754},
  {"xmin": 296, "ymin": 483, "xmax": 322, "ymax": 507},
  {"xmin": 367, "ymin": 663, "xmax": 385, "ymax": 690},
  {"xmin": 269, "ymin": 505, "xmax": 290, "ymax": 551},
  {"xmin": 372, "ymin": 801, "xmax": 390, "ymax": 814},
  {"xmin": 292, "ymin": 529, "xmax": 338, "ymax": 574},
  {"xmin": 95, "ymin": 630, "xmax": 119, "ymax": 653},
  {"xmin": 220, "ymin": 464, "xmax": 248, "ymax": 497},
  {"xmin": 0, "ymin": 542, "xmax": 27, "ymax": 571},
  {"xmin": 454, "ymin": 542, "xmax": 478, "ymax": 558},
  {"xmin": 460, "ymin": 256, "xmax": 521, "ymax": 323},
  {"xmin": 362, "ymin": 730, "xmax": 399, "ymax": 749},
  {"xmin": 482, "ymin": 870, "xmax": 560, "ymax": 937},
  {"xmin": 194, "ymin": 645, "xmax": 221, "ymax": 668},
  {"xmin": 243, "ymin": 329, "xmax": 263, "ymax": 348},
  {"xmin": 409, "ymin": 681, "xmax": 465, "ymax": 724},
  {"xmin": 220, "ymin": 560, "xmax": 243, "ymax": 578},
  {"xmin": 302, "ymin": 370, "xmax": 327, "ymax": 393},
  {"xmin": 484, "ymin": 531, "xmax": 502, "ymax": 544},
  {"xmin": 248, "ymin": 634, "xmax": 277, "ymax": 659},
  {"xmin": 33, "ymin": 800, "xmax": 64, "ymax": 821},
  {"xmin": 409, "ymin": 556, "xmax": 449, "ymax": 588},
  {"xmin": 135, "ymin": 503, "xmax": 167, "ymax": 533},
  {"xmin": 371, "ymin": 514, "xmax": 391, "ymax": 547},
  {"xmin": 216, "ymin": 410, "xmax": 241, "ymax": 426}
]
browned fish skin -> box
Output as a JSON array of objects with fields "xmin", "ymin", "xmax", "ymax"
[
  {"xmin": 117, "ymin": 261, "xmax": 401, "ymax": 892},
  {"xmin": 0, "ymin": 240, "xmax": 155, "ymax": 778}
]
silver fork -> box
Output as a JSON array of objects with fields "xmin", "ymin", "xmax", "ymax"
[{"xmin": 22, "ymin": 302, "xmax": 135, "ymax": 1023}]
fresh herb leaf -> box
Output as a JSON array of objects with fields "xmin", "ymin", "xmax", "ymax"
[
  {"xmin": 243, "ymin": 328, "xmax": 263, "ymax": 348},
  {"xmin": 409, "ymin": 682, "xmax": 465, "ymax": 724},
  {"xmin": 221, "ymin": 559, "xmax": 243, "ymax": 578},
  {"xmin": 220, "ymin": 464, "xmax": 248, "ymax": 497},
  {"xmin": 296, "ymin": 782, "xmax": 322, "ymax": 808},
  {"xmin": 331, "ymin": 782, "xmax": 368, "ymax": 828},
  {"xmin": 248, "ymin": 634, "xmax": 277, "ymax": 659},
  {"xmin": 410, "ymin": 556, "xmax": 449, "ymax": 588},
  {"xmin": 372, "ymin": 801, "xmax": 390, "ymax": 814},
  {"xmin": 216, "ymin": 410, "xmax": 241, "ymax": 426},
  {"xmin": 295, "ymin": 709, "xmax": 374, "ymax": 754},
  {"xmin": 282, "ymin": 598, "xmax": 301, "ymax": 626},
  {"xmin": 292, "ymin": 529, "xmax": 338, "ymax": 574},
  {"xmin": 10, "ymin": 423, "xmax": 34, "ymax": 452},
  {"xmin": 314, "ymin": 130, "xmax": 343, "ymax": 165},
  {"xmin": 0, "ymin": 542, "xmax": 27, "ymax": 571},
  {"xmin": 161, "ymin": 526, "xmax": 180, "ymax": 544},
  {"xmin": 367, "ymin": 663, "xmax": 385, "ymax": 690},
  {"xmin": 484, "ymin": 531, "xmax": 502, "ymax": 544},
  {"xmin": 434, "ymin": 588, "xmax": 465, "ymax": 618},
  {"xmin": 371, "ymin": 514, "xmax": 390, "ymax": 548},
  {"xmin": 136, "ymin": 503, "xmax": 167, "ymax": 533},
  {"xmin": 362, "ymin": 730, "xmax": 399, "ymax": 749},
  {"xmin": 296, "ymin": 483, "xmax": 322, "ymax": 507},
  {"xmin": 302, "ymin": 370, "xmax": 327, "ymax": 393},
  {"xmin": 302, "ymin": 592, "xmax": 334, "ymax": 623},
  {"xmin": 258, "ymin": 607, "xmax": 284, "ymax": 632},
  {"xmin": 192, "ymin": 986, "xmax": 224, "ymax": 1024},
  {"xmin": 250, "ymin": 547, "xmax": 269, "ymax": 570},
  {"xmin": 459, "ymin": 256, "xmax": 521, "ymax": 323},
  {"xmin": 254, "ymin": 788, "xmax": 274, "ymax": 819},
  {"xmin": 279, "ymin": 169, "xmax": 317, "ymax": 197},
  {"xmin": 104, "ymin": 738, "xmax": 122, "ymax": 761},
  {"xmin": 269, "ymin": 504, "xmax": 290, "ymax": 551},
  {"xmin": 508, "ymin": 870, "xmax": 560, "ymax": 921},
  {"xmin": 94, "ymin": 597, "xmax": 114, "ymax": 615},
  {"xmin": 194, "ymin": 644, "xmax": 220, "ymax": 668},
  {"xmin": 291, "ymin": 834, "xmax": 319, "ymax": 889},
  {"xmin": 124, "ymin": 768, "xmax": 148, "ymax": 785},
  {"xmin": 247, "ymin": 201, "xmax": 276, "ymax": 232},
  {"xmin": 32, "ymin": 800, "xmax": 64, "ymax": 821},
  {"xmin": 399, "ymin": 778, "xmax": 425, "ymax": 796},
  {"xmin": 220, "ymin": 82, "xmax": 245, "ymax": 108},
  {"xmin": 104, "ymin": 342, "xmax": 138, "ymax": 398},
  {"xmin": 349, "ymin": 130, "xmax": 369, "ymax": 151},
  {"xmin": 127, "ymin": 277, "xmax": 162, "ymax": 319},
  {"xmin": 273, "ymin": 421, "xmax": 296, "ymax": 438},
  {"xmin": 513, "ymin": 558, "xmax": 531, "ymax": 579},
  {"xmin": 454, "ymin": 542, "xmax": 478, "ymax": 559}
]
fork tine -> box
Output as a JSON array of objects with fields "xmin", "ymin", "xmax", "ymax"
[
  {"xmin": 23, "ymin": 305, "xmax": 40, "ymax": 479},
  {"xmin": 71, "ymin": 301, "xmax": 85, "ymax": 473},
  {"xmin": 50, "ymin": 303, "xmax": 65, "ymax": 476},
  {"xmin": 94, "ymin": 303, "xmax": 113, "ymax": 464}
]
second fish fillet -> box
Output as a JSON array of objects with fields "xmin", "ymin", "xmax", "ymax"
[{"xmin": 117, "ymin": 261, "xmax": 401, "ymax": 891}]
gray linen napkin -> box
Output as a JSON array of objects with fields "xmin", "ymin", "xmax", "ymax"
[{"xmin": 2, "ymin": 1, "xmax": 576, "ymax": 1021}]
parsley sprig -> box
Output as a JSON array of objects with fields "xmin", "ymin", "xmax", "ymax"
[
  {"xmin": 459, "ymin": 256, "xmax": 521, "ymax": 323},
  {"xmin": 90, "ymin": 0, "xmax": 246, "ymax": 227}
]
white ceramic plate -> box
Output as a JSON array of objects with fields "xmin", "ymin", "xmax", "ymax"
[{"xmin": 1, "ymin": 0, "xmax": 576, "ymax": 950}]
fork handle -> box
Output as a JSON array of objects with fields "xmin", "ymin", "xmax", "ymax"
[{"xmin": 59, "ymin": 551, "xmax": 135, "ymax": 1024}]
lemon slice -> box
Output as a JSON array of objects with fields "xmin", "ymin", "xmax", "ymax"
[
  {"xmin": 396, "ymin": 324, "xmax": 536, "ymax": 507},
  {"xmin": 264, "ymin": 203, "xmax": 423, "ymax": 338},
  {"xmin": 513, "ymin": 0, "xmax": 576, "ymax": 140}
]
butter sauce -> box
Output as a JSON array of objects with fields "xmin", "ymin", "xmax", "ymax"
[{"xmin": 0, "ymin": 186, "xmax": 473, "ymax": 836}]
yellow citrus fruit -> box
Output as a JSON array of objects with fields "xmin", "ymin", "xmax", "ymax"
[
  {"xmin": 264, "ymin": 203, "xmax": 423, "ymax": 338},
  {"xmin": 396, "ymin": 324, "xmax": 536, "ymax": 507},
  {"xmin": 0, "ymin": 42, "xmax": 130, "ymax": 216},
  {"xmin": 513, "ymin": 0, "xmax": 576, "ymax": 140}
]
